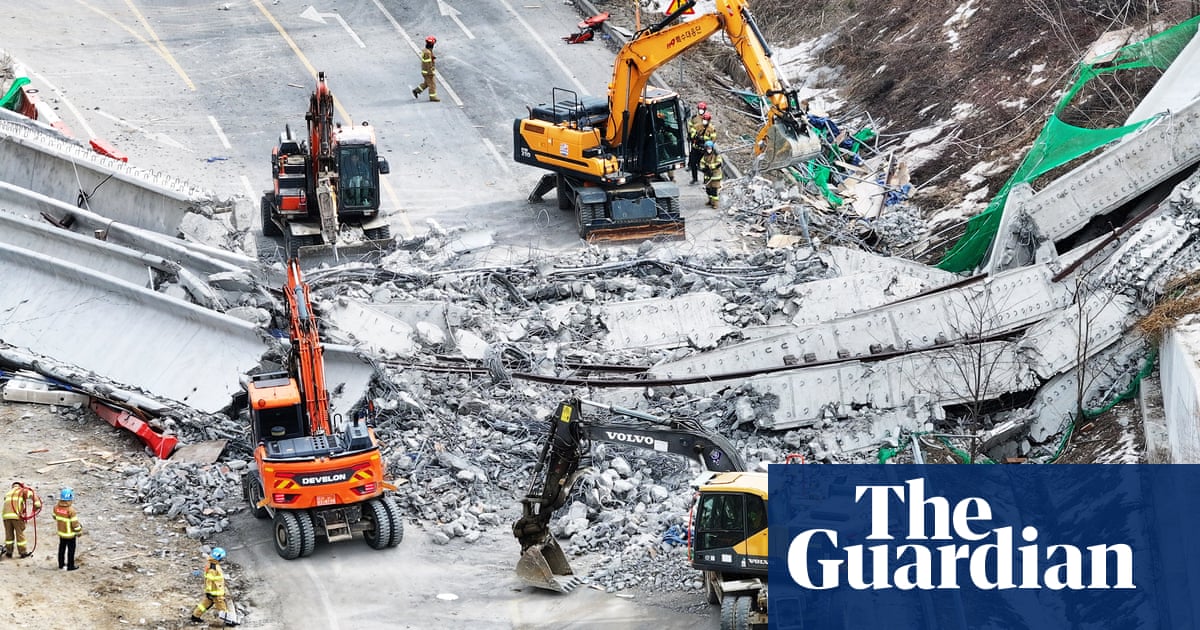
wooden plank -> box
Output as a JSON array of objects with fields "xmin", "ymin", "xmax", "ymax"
[{"xmin": 169, "ymin": 439, "xmax": 229, "ymax": 465}]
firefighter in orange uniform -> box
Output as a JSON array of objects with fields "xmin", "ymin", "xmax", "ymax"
[
  {"xmin": 54, "ymin": 487, "xmax": 82, "ymax": 570},
  {"xmin": 412, "ymin": 35, "xmax": 440, "ymax": 102},
  {"xmin": 192, "ymin": 547, "xmax": 239, "ymax": 626}
]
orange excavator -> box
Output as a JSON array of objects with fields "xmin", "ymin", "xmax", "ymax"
[
  {"xmin": 261, "ymin": 72, "xmax": 393, "ymax": 259},
  {"xmin": 241, "ymin": 259, "xmax": 401, "ymax": 559}
]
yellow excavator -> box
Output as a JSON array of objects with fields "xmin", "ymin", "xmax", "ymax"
[
  {"xmin": 512, "ymin": 398, "xmax": 770, "ymax": 629},
  {"xmin": 513, "ymin": 0, "xmax": 820, "ymax": 242}
]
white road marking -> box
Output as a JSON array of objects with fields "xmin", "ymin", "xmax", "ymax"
[
  {"xmin": 241, "ymin": 175, "xmax": 257, "ymax": 202},
  {"xmin": 496, "ymin": 0, "xmax": 589, "ymax": 95},
  {"xmin": 90, "ymin": 109, "xmax": 190, "ymax": 150},
  {"xmin": 26, "ymin": 69, "xmax": 97, "ymax": 139},
  {"xmin": 208, "ymin": 115, "xmax": 232, "ymax": 150},
  {"xmin": 299, "ymin": 6, "xmax": 366, "ymax": 48},
  {"xmin": 481, "ymin": 137, "xmax": 511, "ymax": 175},
  {"xmin": 437, "ymin": 0, "xmax": 475, "ymax": 39}
]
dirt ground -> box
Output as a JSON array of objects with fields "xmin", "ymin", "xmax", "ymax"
[{"xmin": 0, "ymin": 402, "xmax": 237, "ymax": 630}]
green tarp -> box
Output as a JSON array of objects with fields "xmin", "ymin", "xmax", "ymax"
[{"xmin": 937, "ymin": 15, "xmax": 1200, "ymax": 273}]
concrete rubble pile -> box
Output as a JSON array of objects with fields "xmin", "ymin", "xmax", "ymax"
[
  {"xmin": 284, "ymin": 240, "xmax": 851, "ymax": 592},
  {"xmin": 721, "ymin": 174, "xmax": 929, "ymax": 255}
]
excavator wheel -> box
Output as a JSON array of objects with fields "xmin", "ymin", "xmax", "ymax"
[
  {"xmin": 261, "ymin": 194, "xmax": 282, "ymax": 237},
  {"xmin": 576, "ymin": 202, "xmax": 602, "ymax": 239},
  {"xmin": 298, "ymin": 510, "xmax": 317, "ymax": 557},
  {"xmin": 362, "ymin": 498, "xmax": 392, "ymax": 550},
  {"xmin": 285, "ymin": 233, "xmax": 321, "ymax": 259},
  {"xmin": 656, "ymin": 195, "xmax": 681, "ymax": 221},
  {"xmin": 242, "ymin": 474, "xmax": 269, "ymax": 520},
  {"xmin": 720, "ymin": 594, "xmax": 753, "ymax": 630},
  {"xmin": 381, "ymin": 496, "xmax": 404, "ymax": 547},
  {"xmin": 273, "ymin": 511, "xmax": 304, "ymax": 560}
]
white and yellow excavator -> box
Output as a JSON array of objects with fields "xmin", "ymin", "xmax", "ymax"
[{"xmin": 514, "ymin": 0, "xmax": 820, "ymax": 242}]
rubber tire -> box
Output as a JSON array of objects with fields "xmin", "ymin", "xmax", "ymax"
[
  {"xmin": 298, "ymin": 511, "xmax": 317, "ymax": 557},
  {"xmin": 556, "ymin": 175, "xmax": 572, "ymax": 211},
  {"xmin": 382, "ymin": 496, "xmax": 404, "ymax": 547},
  {"xmin": 243, "ymin": 474, "xmax": 269, "ymax": 520},
  {"xmin": 261, "ymin": 194, "xmax": 282, "ymax": 237},
  {"xmin": 364, "ymin": 224, "xmax": 391, "ymax": 242},
  {"xmin": 273, "ymin": 511, "xmax": 303, "ymax": 560},
  {"xmin": 720, "ymin": 594, "xmax": 738, "ymax": 630},
  {"xmin": 657, "ymin": 195, "xmax": 681, "ymax": 221},
  {"xmin": 577, "ymin": 202, "xmax": 601, "ymax": 239},
  {"xmin": 732, "ymin": 595, "xmax": 752, "ymax": 630},
  {"xmin": 285, "ymin": 233, "xmax": 319, "ymax": 259},
  {"xmin": 363, "ymin": 499, "xmax": 392, "ymax": 550}
]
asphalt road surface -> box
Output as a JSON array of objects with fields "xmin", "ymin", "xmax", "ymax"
[
  {"xmin": 6, "ymin": 0, "xmax": 727, "ymax": 258},
  {"xmin": 4, "ymin": 1, "xmax": 725, "ymax": 627}
]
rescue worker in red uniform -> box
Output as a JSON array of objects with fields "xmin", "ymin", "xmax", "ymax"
[
  {"xmin": 3, "ymin": 481, "xmax": 41, "ymax": 558},
  {"xmin": 412, "ymin": 35, "xmax": 440, "ymax": 102},
  {"xmin": 192, "ymin": 547, "xmax": 239, "ymax": 626},
  {"xmin": 54, "ymin": 487, "xmax": 82, "ymax": 570}
]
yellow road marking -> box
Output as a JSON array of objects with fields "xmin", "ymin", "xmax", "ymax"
[{"xmin": 73, "ymin": 0, "xmax": 196, "ymax": 90}]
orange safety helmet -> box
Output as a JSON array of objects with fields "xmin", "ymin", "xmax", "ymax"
[{"xmin": 425, "ymin": 35, "xmax": 437, "ymax": 46}]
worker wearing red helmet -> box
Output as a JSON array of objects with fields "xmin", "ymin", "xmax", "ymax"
[
  {"xmin": 687, "ymin": 103, "xmax": 717, "ymax": 185},
  {"xmin": 412, "ymin": 35, "xmax": 440, "ymax": 102},
  {"xmin": 2, "ymin": 481, "xmax": 41, "ymax": 559}
]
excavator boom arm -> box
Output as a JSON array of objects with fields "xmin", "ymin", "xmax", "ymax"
[
  {"xmin": 512, "ymin": 398, "xmax": 744, "ymax": 591},
  {"xmin": 285, "ymin": 260, "xmax": 331, "ymax": 435},
  {"xmin": 604, "ymin": 0, "xmax": 809, "ymax": 166}
]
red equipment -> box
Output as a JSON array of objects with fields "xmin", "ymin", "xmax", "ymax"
[
  {"xmin": 89, "ymin": 400, "xmax": 178, "ymax": 459},
  {"xmin": 564, "ymin": 12, "xmax": 609, "ymax": 44}
]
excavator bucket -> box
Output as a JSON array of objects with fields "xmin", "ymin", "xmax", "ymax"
[
  {"xmin": 293, "ymin": 237, "xmax": 393, "ymax": 267},
  {"xmin": 757, "ymin": 120, "xmax": 822, "ymax": 173},
  {"xmin": 516, "ymin": 537, "xmax": 582, "ymax": 593}
]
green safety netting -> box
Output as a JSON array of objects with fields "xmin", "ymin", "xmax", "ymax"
[
  {"xmin": 0, "ymin": 77, "xmax": 31, "ymax": 112},
  {"xmin": 938, "ymin": 14, "xmax": 1200, "ymax": 273}
]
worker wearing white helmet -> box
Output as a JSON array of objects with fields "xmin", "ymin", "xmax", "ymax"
[
  {"xmin": 53, "ymin": 487, "xmax": 82, "ymax": 571},
  {"xmin": 412, "ymin": 35, "xmax": 440, "ymax": 102}
]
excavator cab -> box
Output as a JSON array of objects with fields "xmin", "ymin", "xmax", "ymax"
[
  {"xmin": 626, "ymin": 92, "xmax": 687, "ymax": 176},
  {"xmin": 333, "ymin": 124, "xmax": 389, "ymax": 215}
]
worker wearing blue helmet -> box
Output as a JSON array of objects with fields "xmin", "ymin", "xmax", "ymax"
[
  {"xmin": 192, "ymin": 547, "xmax": 239, "ymax": 625},
  {"xmin": 699, "ymin": 140, "xmax": 724, "ymax": 209},
  {"xmin": 53, "ymin": 487, "xmax": 82, "ymax": 570}
]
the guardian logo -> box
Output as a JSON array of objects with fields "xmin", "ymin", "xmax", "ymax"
[{"xmin": 787, "ymin": 479, "xmax": 1135, "ymax": 591}]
